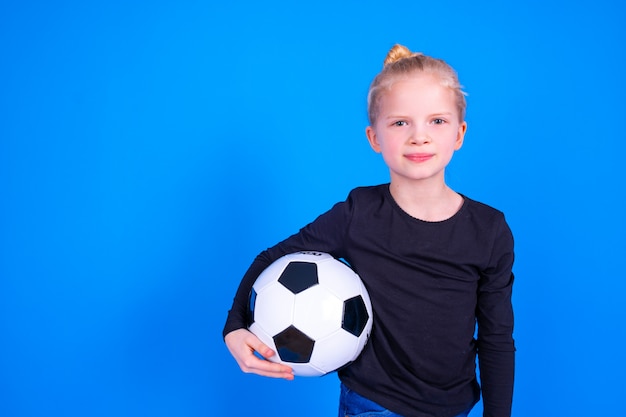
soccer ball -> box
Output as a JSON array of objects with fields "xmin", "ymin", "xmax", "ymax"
[{"xmin": 247, "ymin": 251, "xmax": 373, "ymax": 376}]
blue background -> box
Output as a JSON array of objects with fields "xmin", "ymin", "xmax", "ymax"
[{"xmin": 1, "ymin": 1, "xmax": 625, "ymax": 416}]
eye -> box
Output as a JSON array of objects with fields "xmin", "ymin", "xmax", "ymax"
[
  {"xmin": 393, "ymin": 120, "xmax": 408, "ymax": 127},
  {"xmin": 432, "ymin": 118, "xmax": 446, "ymax": 125}
]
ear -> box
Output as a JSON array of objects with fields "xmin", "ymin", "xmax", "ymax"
[
  {"xmin": 366, "ymin": 126, "xmax": 382, "ymax": 153},
  {"xmin": 454, "ymin": 121, "xmax": 467, "ymax": 151}
]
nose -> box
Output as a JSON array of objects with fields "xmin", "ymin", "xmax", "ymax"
[{"xmin": 409, "ymin": 127, "xmax": 430, "ymax": 145}]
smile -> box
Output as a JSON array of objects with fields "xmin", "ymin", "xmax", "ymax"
[{"xmin": 405, "ymin": 153, "xmax": 434, "ymax": 163}]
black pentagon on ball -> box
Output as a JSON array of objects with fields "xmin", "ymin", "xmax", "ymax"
[
  {"xmin": 274, "ymin": 325, "xmax": 315, "ymax": 363},
  {"xmin": 342, "ymin": 295, "xmax": 370, "ymax": 337},
  {"xmin": 246, "ymin": 288, "xmax": 257, "ymax": 328},
  {"xmin": 277, "ymin": 261, "xmax": 319, "ymax": 294}
]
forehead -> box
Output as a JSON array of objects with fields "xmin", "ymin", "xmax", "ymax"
[{"xmin": 380, "ymin": 74, "xmax": 458, "ymax": 111}]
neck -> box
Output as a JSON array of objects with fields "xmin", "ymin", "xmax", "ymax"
[{"xmin": 388, "ymin": 178, "xmax": 462, "ymax": 222}]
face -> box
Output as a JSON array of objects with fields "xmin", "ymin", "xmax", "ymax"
[{"xmin": 366, "ymin": 73, "xmax": 467, "ymax": 187}]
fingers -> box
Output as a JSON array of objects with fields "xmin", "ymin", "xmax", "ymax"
[
  {"xmin": 246, "ymin": 334, "xmax": 275, "ymax": 360},
  {"xmin": 241, "ymin": 355, "xmax": 295, "ymax": 380}
]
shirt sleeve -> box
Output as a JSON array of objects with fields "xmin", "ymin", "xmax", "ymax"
[
  {"xmin": 222, "ymin": 195, "xmax": 353, "ymax": 339},
  {"xmin": 476, "ymin": 214, "xmax": 516, "ymax": 417}
]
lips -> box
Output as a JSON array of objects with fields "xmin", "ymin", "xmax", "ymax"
[{"xmin": 405, "ymin": 153, "xmax": 434, "ymax": 163}]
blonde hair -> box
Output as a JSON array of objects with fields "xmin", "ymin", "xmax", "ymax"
[{"xmin": 367, "ymin": 44, "xmax": 467, "ymax": 124}]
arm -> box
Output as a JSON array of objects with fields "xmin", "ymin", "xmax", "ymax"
[
  {"xmin": 222, "ymin": 250, "xmax": 296, "ymax": 380},
  {"xmin": 476, "ymin": 215, "xmax": 515, "ymax": 417},
  {"xmin": 222, "ymin": 195, "xmax": 353, "ymax": 378}
]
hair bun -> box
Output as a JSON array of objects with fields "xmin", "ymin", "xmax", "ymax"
[{"xmin": 383, "ymin": 44, "xmax": 423, "ymax": 66}]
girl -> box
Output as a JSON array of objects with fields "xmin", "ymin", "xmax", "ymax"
[{"xmin": 223, "ymin": 44, "xmax": 515, "ymax": 417}]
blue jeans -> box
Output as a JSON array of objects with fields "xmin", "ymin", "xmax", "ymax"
[{"xmin": 338, "ymin": 383, "xmax": 472, "ymax": 417}]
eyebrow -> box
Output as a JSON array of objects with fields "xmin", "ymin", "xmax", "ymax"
[{"xmin": 384, "ymin": 112, "xmax": 455, "ymax": 119}]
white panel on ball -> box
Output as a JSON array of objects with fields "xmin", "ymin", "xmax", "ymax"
[
  {"xmin": 310, "ymin": 329, "xmax": 360, "ymax": 373},
  {"xmin": 317, "ymin": 260, "xmax": 363, "ymax": 300},
  {"xmin": 253, "ymin": 282, "xmax": 295, "ymax": 336},
  {"xmin": 293, "ymin": 285, "xmax": 343, "ymax": 340}
]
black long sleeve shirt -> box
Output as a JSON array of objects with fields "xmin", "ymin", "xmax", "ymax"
[{"xmin": 223, "ymin": 184, "xmax": 515, "ymax": 417}]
